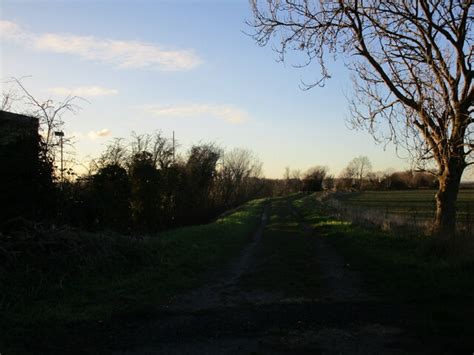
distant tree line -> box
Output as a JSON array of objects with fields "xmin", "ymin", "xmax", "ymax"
[
  {"xmin": 336, "ymin": 169, "xmax": 438, "ymax": 191},
  {"xmin": 277, "ymin": 156, "xmax": 439, "ymax": 195}
]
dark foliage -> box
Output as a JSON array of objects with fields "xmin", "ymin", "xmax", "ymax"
[
  {"xmin": 302, "ymin": 166, "xmax": 328, "ymax": 192},
  {"xmin": 54, "ymin": 140, "xmax": 272, "ymax": 233}
]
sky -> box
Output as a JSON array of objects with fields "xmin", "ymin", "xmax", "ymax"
[{"xmin": 0, "ymin": 0, "xmax": 422, "ymax": 178}]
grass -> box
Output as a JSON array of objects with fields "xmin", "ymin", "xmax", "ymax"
[
  {"xmin": 240, "ymin": 195, "xmax": 321, "ymax": 298},
  {"xmin": 4, "ymin": 192, "xmax": 473, "ymax": 353},
  {"xmin": 293, "ymin": 193, "xmax": 474, "ymax": 301},
  {"xmin": 292, "ymin": 193, "xmax": 474, "ymax": 350},
  {"xmin": 334, "ymin": 189, "xmax": 474, "ymax": 225},
  {"xmin": 0, "ymin": 198, "xmax": 266, "ymax": 354}
]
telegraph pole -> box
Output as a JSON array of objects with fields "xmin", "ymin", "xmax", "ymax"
[
  {"xmin": 54, "ymin": 131, "xmax": 64, "ymax": 190},
  {"xmin": 172, "ymin": 130, "xmax": 175, "ymax": 164}
]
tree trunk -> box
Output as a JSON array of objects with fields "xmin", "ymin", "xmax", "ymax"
[{"xmin": 433, "ymin": 159, "xmax": 464, "ymax": 238}]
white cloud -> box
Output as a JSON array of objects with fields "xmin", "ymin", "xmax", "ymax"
[
  {"xmin": 0, "ymin": 20, "xmax": 25, "ymax": 39},
  {"xmin": 49, "ymin": 86, "xmax": 119, "ymax": 97},
  {"xmin": 0, "ymin": 20, "xmax": 202, "ymax": 71},
  {"xmin": 144, "ymin": 103, "xmax": 250, "ymax": 124},
  {"xmin": 72, "ymin": 129, "xmax": 111, "ymax": 141},
  {"xmin": 88, "ymin": 129, "xmax": 112, "ymax": 140}
]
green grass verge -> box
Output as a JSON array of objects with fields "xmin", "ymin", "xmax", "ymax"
[
  {"xmin": 293, "ymin": 193, "xmax": 474, "ymax": 301},
  {"xmin": 0, "ymin": 198, "xmax": 266, "ymax": 354},
  {"xmin": 240, "ymin": 195, "xmax": 320, "ymax": 298}
]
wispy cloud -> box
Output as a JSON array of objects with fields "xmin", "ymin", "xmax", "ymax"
[
  {"xmin": 0, "ymin": 20, "xmax": 202, "ymax": 71},
  {"xmin": 49, "ymin": 86, "xmax": 119, "ymax": 97},
  {"xmin": 144, "ymin": 103, "xmax": 250, "ymax": 124},
  {"xmin": 88, "ymin": 129, "xmax": 112, "ymax": 139},
  {"xmin": 72, "ymin": 129, "xmax": 112, "ymax": 141}
]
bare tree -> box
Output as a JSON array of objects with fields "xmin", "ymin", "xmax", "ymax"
[
  {"xmin": 249, "ymin": 0, "xmax": 473, "ymax": 237},
  {"xmin": 96, "ymin": 138, "xmax": 129, "ymax": 168},
  {"xmin": 6, "ymin": 78, "xmax": 83, "ymax": 157},
  {"xmin": 346, "ymin": 156, "xmax": 372, "ymax": 190},
  {"xmin": 218, "ymin": 148, "xmax": 263, "ymax": 205},
  {"xmin": 2, "ymin": 76, "xmax": 85, "ymax": 178},
  {"xmin": 223, "ymin": 148, "xmax": 262, "ymax": 181},
  {"xmin": 1, "ymin": 87, "xmax": 19, "ymax": 111},
  {"xmin": 130, "ymin": 131, "xmax": 174, "ymax": 169},
  {"xmin": 150, "ymin": 132, "xmax": 174, "ymax": 169}
]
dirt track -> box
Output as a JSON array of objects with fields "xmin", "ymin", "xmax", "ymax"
[{"xmin": 111, "ymin": 199, "xmax": 427, "ymax": 355}]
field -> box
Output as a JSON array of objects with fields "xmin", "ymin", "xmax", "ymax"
[{"xmin": 329, "ymin": 189, "xmax": 474, "ymax": 232}]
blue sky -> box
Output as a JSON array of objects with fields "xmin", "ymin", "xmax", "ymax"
[{"xmin": 1, "ymin": 0, "xmax": 416, "ymax": 178}]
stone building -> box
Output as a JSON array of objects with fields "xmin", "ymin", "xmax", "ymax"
[{"xmin": 0, "ymin": 110, "xmax": 39, "ymax": 222}]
